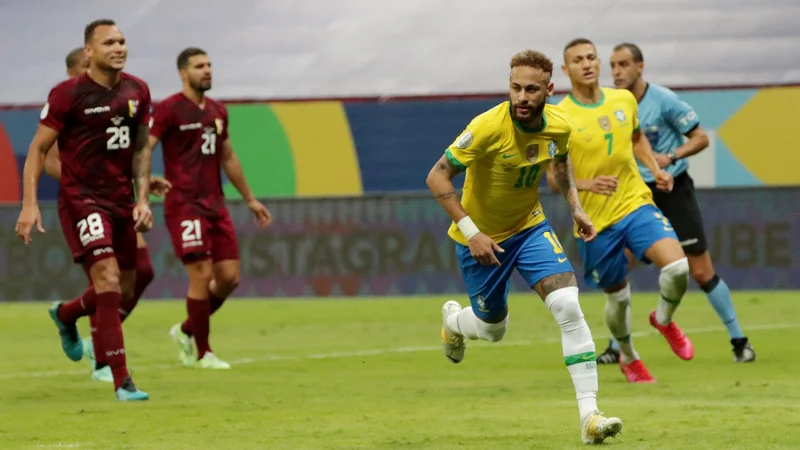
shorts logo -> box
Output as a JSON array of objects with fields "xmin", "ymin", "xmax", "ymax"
[
  {"xmin": 591, "ymin": 270, "xmax": 600, "ymax": 284},
  {"xmin": 680, "ymin": 238, "xmax": 698, "ymax": 247},
  {"xmin": 653, "ymin": 212, "xmax": 674, "ymax": 231},
  {"xmin": 476, "ymin": 295, "xmax": 489, "ymax": 313},
  {"xmin": 598, "ymin": 115, "xmax": 612, "ymax": 131},
  {"xmin": 455, "ymin": 131, "xmax": 473, "ymax": 149},
  {"xmin": 93, "ymin": 247, "xmax": 113, "ymax": 256},
  {"xmin": 548, "ymin": 141, "xmax": 557, "ymax": 158},
  {"xmin": 614, "ymin": 109, "xmax": 627, "ymax": 123},
  {"xmin": 526, "ymin": 144, "xmax": 539, "ymax": 163}
]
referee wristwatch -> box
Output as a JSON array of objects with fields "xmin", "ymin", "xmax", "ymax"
[{"xmin": 666, "ymin": 150, "xmax": 678, "ymax": 163}]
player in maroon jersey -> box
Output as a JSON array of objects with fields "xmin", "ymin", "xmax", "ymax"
[
  {"xmin": 147, "ymin": 47, "xmax": 271, "ymax": 369},
  {"xmin": 16, "ymin": 19, "xmax": 152, "ymax": 401},
  {"xmin": 40, "ymin": 46, "xmax": 169, "ymax": 384}
]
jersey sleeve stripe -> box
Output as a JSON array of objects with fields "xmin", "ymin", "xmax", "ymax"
[
  {"xmin": 445, "ymin": 148, "xmax": 467, "ymax": 171},
  {"xmin": 633, "ymin": 125, "xmax": 641, "ymax": 134}
]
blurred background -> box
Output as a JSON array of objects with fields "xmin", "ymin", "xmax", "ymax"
[{"xmin": 0, "ymin": 0, "xmax": 798, "ymax": 300}]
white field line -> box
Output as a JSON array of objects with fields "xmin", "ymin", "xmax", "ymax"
[{"xmin": 1, "ymin": 322, "xmax": 795, "ymax": 381}]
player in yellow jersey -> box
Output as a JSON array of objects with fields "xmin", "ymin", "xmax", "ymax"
[
  {"xmin": 547, "ymin": 38, "xmax": 694, "ymax": 384},
  {"xmin": 426, "ymin": 49, "xmax": 622, "ymax": 445}
]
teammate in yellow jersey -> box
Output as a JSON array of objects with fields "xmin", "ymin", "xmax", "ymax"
[
  {"xmin": 547, "ymin": 38, "xmax": 694, "ymax": 384},
  {"xmin": 426, "ymin": 49, "xmax": 622, "ymax": 445}
]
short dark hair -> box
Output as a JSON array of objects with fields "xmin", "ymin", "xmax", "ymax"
[
  {"xmin": 563, "ymin": 38, "xmax": 595, "ymax": 58},
  {"xmin": 613, "ymin": 43, "xmax": 644, "ymax": 63},
  {"xmin": 65, "ymin": 47, "xmax": 85, "ymax": 69},
  {"xmin": 84, "ymin": 19, "xmax": 116, "ymax": 44},
  {"xmin": 510, "ymin": 49, "xmax": 553, "ymax": 75},
  {"xmin": 177, "ymin": 47, "xmax": 208, "ymax": 70}
]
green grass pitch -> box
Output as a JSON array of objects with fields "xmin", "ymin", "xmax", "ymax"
[{"xmin": 0, "ymin": 291, "xmax": 798, "ymax": 449}]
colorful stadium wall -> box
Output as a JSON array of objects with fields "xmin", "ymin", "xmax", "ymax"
[
  {"xmin": 0, "ymin": 187, "xmax": 796, "ymax": 301},
  {"xmin": 0, "ymin": 86, "xmax": 798, "ymax": 204}
]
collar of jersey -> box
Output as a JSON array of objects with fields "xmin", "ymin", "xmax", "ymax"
[
  {"xmin": 508, "ymin": 101, "xmax": 547, "ymax": 133},
  {"xmin": 567, "ymin": 89, "xmax": 605, "ymax": 108}
]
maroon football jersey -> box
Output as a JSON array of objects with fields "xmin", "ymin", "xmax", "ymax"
[
  {"xmin": 40, "ymin": 72, "xmax": 151, "ymax": 217},
  {"xmin": 150, "ymin": 93, "xmax": 229, "ymax": 217}
]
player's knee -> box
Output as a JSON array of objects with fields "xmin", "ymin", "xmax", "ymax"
[
  {"xmin": 474, "ymin": 316, "xmax": 508, "ymax": 342},
  {"xmin": 545, "ymin": 287, "xmax": 584, "ymax": 327},
  {"xmin": 217, "ymin": 271, "xmax": 239, "ymax": 292},
  {"xmin": 660, "ymin": 257, "xmax": 689, "ymax": 294},
  {"xmin": 91, "ymin": 260, "xmax": 121, "ymax": 292},
  {"xmin": 661, "ymin": 257, "xmax": 689, "ymax": 280}
]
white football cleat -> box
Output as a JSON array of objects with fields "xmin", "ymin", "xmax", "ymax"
[
  {"xmin": 196, "ymin": 352, "xmax": 231, "ymax": 370},
  {"xmin": 169, "ymin": 323, "xmax": 196, "ymax": 366},
  {"xmin": 441, "ymin": 300, "xmax": 466, "ymax": 363},
  {"xmin": 581, "ymin": 410, "xmax": 623, "ymax": 445}
]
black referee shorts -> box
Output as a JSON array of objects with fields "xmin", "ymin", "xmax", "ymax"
[{"xmin": 646, "ymin": 172, "xmax": 708, "ymax": 255}]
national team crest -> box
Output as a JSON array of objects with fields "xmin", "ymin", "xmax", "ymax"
[
  {"xmin": 598, "ymin": 115, "xmax": 612, "ymax": 131},
  {"xmin": 215, "ymin": 118, "xmax": 223, "ymax": 135},
  {"xmin": 548, "ymin": 141, "xmax": 557, "ymax": 158},
  {"xmin": 614, "ymin": 109, "xmax": 627, "ymax": 122},
  {"xmin": 526, "ymin": 144, "xmax": 539, "ymax": 163},
  {"xmin": 128, "ymin": 99, "xmax": 139, "ymax": 118}
]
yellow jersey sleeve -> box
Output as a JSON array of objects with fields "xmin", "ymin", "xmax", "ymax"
[
  {"xmin": 445, "ymin": 116, "xmax": 496, "ymax": 169},
  {"xmin": 623, "ymin": 89, "xmax": 641, "ymax": 133}
]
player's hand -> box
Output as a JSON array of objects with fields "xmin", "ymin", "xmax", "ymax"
[
  {"xmin": 132, "ymin": 202, "xmax": 154, "ymax": 232},
  {"xmin": 149, "ymin": 176, "xmax": 172, "ymax": 197},
  {"xmin": 467, "ymin": 233, "xmax": 504, "ymax": 266},
  {"xmin": 588, "ymin": 175, "xmax": 618, "ymax": 196},
  {"xmin": 572, "ymin": 208, "xmax": 597, "ymax": 242},
  {"xmin": 247, "ymin": 199, "xmax": 271, "ymax": 228},
  {"xmin": 654, "ymin": 170, "xmax": 674, "ymax": 192},
  {"xmin": 15, "ymin": 205, "xmax": 44, "ymax": 245},
  {"xmin": 654, "ymin": 153, "xmax": 672, "ymax": 169}
]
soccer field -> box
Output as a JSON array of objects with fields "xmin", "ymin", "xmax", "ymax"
[{"xmin": 0, "ymin": 291, "xmax": 798, "ymax": 449}]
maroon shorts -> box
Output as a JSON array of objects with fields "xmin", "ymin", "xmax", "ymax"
[
  {"xmin": 165, "ymin": 209, "xmax": 239, "ymax": 264},
  {"xmin": 57, "ymin": 200, "xmax": 137, "ymax": 271}
]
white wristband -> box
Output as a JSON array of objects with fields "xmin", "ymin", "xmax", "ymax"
[{"xmin": 457, "ymin": 216, "xmax": 480, "ymax": 240}]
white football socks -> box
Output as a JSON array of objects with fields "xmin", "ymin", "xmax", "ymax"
[
  {"xmin": 446, "ymin": 306, "xmax": 508, "ymax": 342},
  {"xmin": 655, "ymin": 258, "xmax": 690, "ymax": 326},
  {"xmin": 545, "ymin": 286, "xmax": 598, "ymax": 421},
  {"xmin": 604, "ymin": 284, "xmax": 639, "ymax": 364}
]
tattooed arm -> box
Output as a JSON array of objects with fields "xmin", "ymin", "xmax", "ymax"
[
  {"xmin": 132, "ymin": 125, "xmax": 152, "ymax": 202},
  {"xmin": 550, "ymin": 155, "xmax": 581, "ymax": 211},
  {"xmin": 425, "ymin": 154, "xmax": 467, "ymax": 223},
  {"xmin": 551, "ymin": 154, "xmax": 597, "ymax": 241}
]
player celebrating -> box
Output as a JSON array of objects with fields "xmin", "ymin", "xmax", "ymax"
[
  {"xmin": 547, "ymin": 38, "xmax": 694, "ymax": 384},
  {"xmin": 428, "ymin": 49, "xmax": 622, "ymax": 445},
  {"xmin": 598, "ymin": 42, "xmax": 755, "ymax": 364},
  {"xmin": 147, "ymin": 47, "xmax": 271, "ymax": 369},
  {"xmin": 42, "ymin": 47, "xmax": 170, "ymax": 383},
  {"xmin": 16, "ymin": 19, "xmax": 152, "ymax": 401}
]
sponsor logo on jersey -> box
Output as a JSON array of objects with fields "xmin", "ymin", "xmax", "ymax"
[
  {"xmin": 179, "ymin": 122, "xmax": 203, "ymax": 131},
  {"xmin": 84, "ymin": 105, "xmax": 111, "ymax": 115}
]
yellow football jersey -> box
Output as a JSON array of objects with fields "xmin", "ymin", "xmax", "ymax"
[
  {"xmin": 445, "ymin": 102, "xmax": 572, "ymax": 246},
  {"xmin": 558, "ymin": 88, "xmax": 654, "ymax": 236}
]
